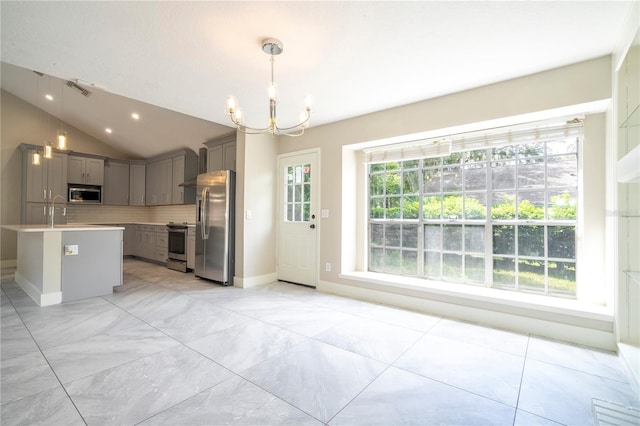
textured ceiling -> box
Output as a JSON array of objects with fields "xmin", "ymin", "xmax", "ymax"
[{"xmin": 0, "ymin": 1, "xmax": 633, "ymax": 158}]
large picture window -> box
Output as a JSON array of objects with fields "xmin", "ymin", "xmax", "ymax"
[{"xmin": 367, "ymin": 120, "xmax": 581, "ymax": 297}]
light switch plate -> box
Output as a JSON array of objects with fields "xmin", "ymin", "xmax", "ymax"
[{"xmin": 64, "ymin": 245, "xmax": 79, "ymax": 256}]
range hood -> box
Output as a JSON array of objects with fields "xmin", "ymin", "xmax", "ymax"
[{"xmin": 179, "ymin": 148, "xmax": 207, "ymax": 187}]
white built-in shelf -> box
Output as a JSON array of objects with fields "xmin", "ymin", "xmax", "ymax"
[
  {"xmin": 618, "ymin": 104, "xmax": 640, "ymax": 183},
  {"xmin": 624, "ymin": 270, "xmax": 640, "ymax": 287},
  {"xmin": 618, "ymin": 143, "xmax": 640, "ymax": 183},
  {"xmin": 620, "ymin": 104, "xmax": 640, "ymax": 129}
]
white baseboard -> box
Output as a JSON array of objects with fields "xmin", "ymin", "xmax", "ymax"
[
  {"xmin": 318, "ymin": 279, "xmax": 616, "ymax": 351},
  {"xmin": 15, "ymin": 271, "xmax": 62, "ymax": 307},
  {"xmin": 234, "ymin": 272, "xmax": 278, "ymax": 288},
  {"xmin": 1, "ymin": 259, "xmax": 17, "ymax": 268}
]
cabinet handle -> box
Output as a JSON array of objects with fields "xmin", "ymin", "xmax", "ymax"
[
  {"xmin": 49, "ymin": 190, "xmax": 52, "ymax": 199},
  {"xmin": 43, "ymin": 189, "xmax": 46, "ymax": 200},
  {"xmin": 43, "ymin": 206, "xmax": 46, "ymax": 216}
]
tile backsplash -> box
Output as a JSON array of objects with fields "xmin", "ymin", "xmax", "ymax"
[{"xmin": 66, "ymin": 204, "xmax": 196, "ymax": 224}]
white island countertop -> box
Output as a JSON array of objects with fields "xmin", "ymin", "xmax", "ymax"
[{"xmin": 3, "ymin": 224, "xmax": 125, "ymax": 232}]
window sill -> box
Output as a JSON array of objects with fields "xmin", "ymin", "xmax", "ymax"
[{"xmin": 339, "ymin": 271, "xmax": 613, "ymax": 325}]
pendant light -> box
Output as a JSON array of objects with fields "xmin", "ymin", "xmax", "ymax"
[
  {"xmin": 56, "ymin": 78, "xmax": 68, "ymax": 150},
  {"xmin": 32, "ymin": 71, "xmax": 42, "ymax": 165},
  {"xmin": 44, "ymin": 142, "xmax": 53, "ymax": 159},
  {"xmin": 32, "ymin": 150, "xmax": 41, "ymax": 165}
]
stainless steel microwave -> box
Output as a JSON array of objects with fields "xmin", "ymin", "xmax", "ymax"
[{"xmin": 68, "ymin": 184, "xmax": 102, "ymax": 203}]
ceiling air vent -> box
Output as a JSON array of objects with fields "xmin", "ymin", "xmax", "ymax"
[{"xmin": 65, "ymin": 80, "xmax": 92, "ymax": 97}]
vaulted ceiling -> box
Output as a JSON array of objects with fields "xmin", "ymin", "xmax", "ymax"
[{"xmin": 0, "ymin": 1, "xmax": 633, "ymax": 158}]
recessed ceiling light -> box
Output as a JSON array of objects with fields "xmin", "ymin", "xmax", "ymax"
[
  {"xmin": 131, "ymin": 113, "xmax": 140, "ymax": 120},
  {"xmin": 45, "ymin": 94, "xmax": 53, "ymax": 101},
  {"xmin": 105, "ymin": 128, "xmax": 112, "ymax": 134}
]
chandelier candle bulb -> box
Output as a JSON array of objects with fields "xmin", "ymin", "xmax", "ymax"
[
  {"xmin": 234, "ymin": 108, "xmax": 243, "ymax": 124},
  {"xmin": 226, "ymin": 96, "xmax": 236, "ymax": 114},
  {"xmin": 32, "ymin": 151, "xmax": 41, "ymax": 165},
  {"xmin": 44, "ymin": 143, "xmax": 52, "ymax": 159},
  {"xmin": 268, "ymin": 84, "xmax": 277, "ymax": 100}
]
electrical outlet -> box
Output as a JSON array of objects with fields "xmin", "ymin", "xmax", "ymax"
[
  {"xmin": 64, "ymin": 245, "xmax": 78, "ymax": 256},
  {"xmin": 325, "ymin": 262, "xmax": 331, "ymax": 272}
]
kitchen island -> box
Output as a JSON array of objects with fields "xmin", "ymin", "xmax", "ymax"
[{"xmin": 3, "ymin": 224, "xmax": 124, "ymax": 306}]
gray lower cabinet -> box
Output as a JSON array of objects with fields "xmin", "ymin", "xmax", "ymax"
[
  {"xmin": 122, "ymin": 224, "xmax": 135, "ymax": 256},
  {"xmin": 104, "ymin": 160, "xmax": 130, "ymax": 205},
  {"xmin": 156, "ymin": 227, "xmax": 168, "ymax": 263},
  {"xmin": 131, "ymin": 224, "xmax": 165, "ymax": 263}
]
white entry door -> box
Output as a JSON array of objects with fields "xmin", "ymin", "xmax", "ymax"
[{"xmin": 277, "ymin": 151, "xmax": 318, "ymax": 287}]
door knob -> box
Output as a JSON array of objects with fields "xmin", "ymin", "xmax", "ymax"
[{"xmin": 310, "ymin": 224, "xmax": 316, "ymax": 229}]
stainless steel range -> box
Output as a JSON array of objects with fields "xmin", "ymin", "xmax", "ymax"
[{"xmin": 166, "ymin": 222, "xmax": 189, "ymax": 272}]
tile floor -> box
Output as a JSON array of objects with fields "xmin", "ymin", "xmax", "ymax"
[{"xmin": 1, "ymin": 259, "xmax": 638, "ymax": 425}]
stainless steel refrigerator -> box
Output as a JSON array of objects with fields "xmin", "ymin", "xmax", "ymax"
[{"xmin": 195, "ymin": 170, "xmax": 235, "ymax": 285}]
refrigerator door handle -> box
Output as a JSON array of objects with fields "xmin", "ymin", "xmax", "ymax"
[
  {"xmin": 200, "ymin": 187, "xmax": 207, "ymax": 240},
  {"xmin": 203, "ymin": 187, "xmax": 210, "ymax": 240}
]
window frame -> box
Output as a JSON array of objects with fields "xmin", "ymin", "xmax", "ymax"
[{"xmin": 366, "ymin": 121, "xmax": 581, "ymax": 298}]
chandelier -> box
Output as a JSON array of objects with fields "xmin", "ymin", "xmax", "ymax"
[{"xmin": 225, "ymin": 38, "xmax": 311, "ymax": 137}]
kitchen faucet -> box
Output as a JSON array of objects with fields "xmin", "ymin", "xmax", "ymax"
[{"xmin": 50, "ymin": 195, "xmax": 67, "ymax": 228}]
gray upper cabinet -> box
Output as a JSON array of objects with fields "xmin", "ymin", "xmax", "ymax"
[
  {"xmin": 146, "ymin": 158, "xmax": 172, "ymax": 206},
  {"xmin": 205, "ymin": 136, "xmax": 236, "ymax": 172},
  {"xmin": 172, "ymin": 156, "xmax": 185, "ymax": 204},
  {"xmin": 68, "ymin": 155, "xmax": 104, "ymax": 185},
  {"xmin": 21, "ymin": 145, "xmax": 68, "ymax": 224},
  {"xmin": 23, "ymin": 148, "xmax": 68, "ymax": 203},
  {"xmin": 146, "ymin": 148, "xmax": 197, "ymax": 206},
  {"xmin": 129, "ymin": 162, "xmax": 146, "ymax": 206},
  {"xmin": 103, "ymin": 160, "xmax": 130, "ymax": 205}
]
